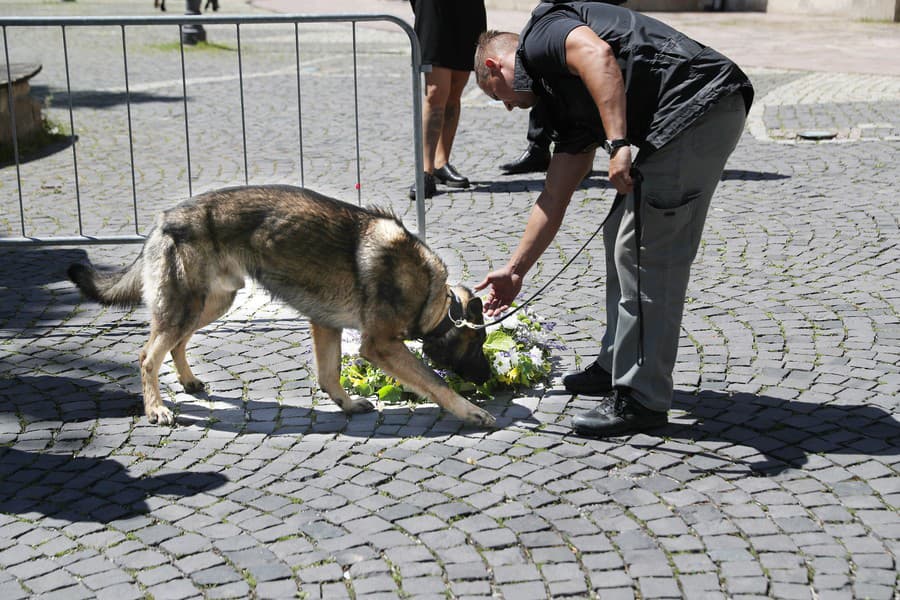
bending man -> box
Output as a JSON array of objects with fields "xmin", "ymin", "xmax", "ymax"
[{"xmin": 474, "ymin": 1, "xmax": 753, "ymax": 437}]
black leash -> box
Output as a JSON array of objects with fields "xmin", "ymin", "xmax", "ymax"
[
  {"xmin": 632, "ymin": 169, "xmax": 645, "ymax": 366},
  {"xmin": 451, "ymin": 167, "xmax": 643, "ymax": 332},
  {"xmin": 450, "ymin": 217, "xmax": 611, "ymax": 329}
]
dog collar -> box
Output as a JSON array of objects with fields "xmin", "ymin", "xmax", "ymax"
[
  {"xmin": 423, "ymin": 315, "xmax": 453, "ymax": 339},
  {"xmin": 415, "ymin": 290, "xmax": 456, "ymax": 340},
  {"xmin": 419, "ymin": 290, "xmax": 479, "ymax": 339}
]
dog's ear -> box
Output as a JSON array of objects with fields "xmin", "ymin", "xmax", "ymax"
[{"xmin": 466, "ymin": 296, "xmax": 484, "ymax": 324}]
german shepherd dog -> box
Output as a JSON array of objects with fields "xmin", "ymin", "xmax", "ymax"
[{"xmin": 68, "ymin": 185, "xmax": 496, "ymax": 428}]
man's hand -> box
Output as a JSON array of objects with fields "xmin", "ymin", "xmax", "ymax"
[
  {"xmin": 474, "ymin": 266, "xmax": 523, "ymax": 317},
  {"xmin": 608, "ymin": 146, "xmax": 633, "ymax": 195}
]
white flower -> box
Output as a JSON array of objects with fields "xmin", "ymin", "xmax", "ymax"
[
  {"xmin": 507, "ymin": 348, "xmax": 521, "ymax": 366},
  {"xmin": 529, "ymin": 346, "xmax": 544, "ymax": 367},
  {"xmin": 501, "ymin": 317, "xmax": 518, "ymax": 330},
  {"xmin": 493, "ymin": 352, "xmax": 513, "ymax": 375},
  {"xmin": 341, "ymin": 330, "xmax": 362, "ymax": 356}
]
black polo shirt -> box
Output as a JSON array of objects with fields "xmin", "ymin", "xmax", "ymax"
[{"xmin": 514, "ymin": 1, "xmax": 754, "ymax": 154}]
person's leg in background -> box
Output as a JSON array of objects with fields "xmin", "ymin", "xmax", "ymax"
[
  {"xmin": 422, "ymin": 66, "xmax": 452, "ymax": 176},
  {"xmin": 409, "ymin": 66, "xmax": 452, "ymax": 199},
  {"xmin": 431, "ymin": 68, "xmax": 472, "ymax": 189},
  {"xmin": 409, "ymin": 0, "xmax": 482, "ymax": 199}
]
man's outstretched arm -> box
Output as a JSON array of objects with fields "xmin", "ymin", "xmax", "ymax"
[{"xmin": 477, "ymin": 149, "xmax": 595, "ymax": 316}]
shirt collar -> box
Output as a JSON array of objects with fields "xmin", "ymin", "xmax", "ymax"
[{"xmin": 513, "ymin": 50, "xmax": 533, "ymax": 93}]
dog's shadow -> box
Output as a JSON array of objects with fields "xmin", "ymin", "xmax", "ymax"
[
  {"xmin": 172, "ymin": 387, "xmax": 532, "ymax": 438},
  {"xmin": 3, "ymin": 369, "xmax": 898, "ymax": 481}
]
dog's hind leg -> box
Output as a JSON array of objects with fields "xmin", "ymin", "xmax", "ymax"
[
  {"xmin": 171, "ymin": 336, "xmax": 203, "ymax": 394},
  {"xmin": 360, "ymin": 337, "xmax": 496, "ymax": 428},
  {"xmin": 170, "ymin": 291, "xmax": 236, "ymax": 394},
  {"xmin": 141, "ymin": 324, "xmax": 188, "ymax": 426},
  {"xmin": 310, "ymin": 323, "xmax": 374, "ymax": 415},
  {"xmin": 140, "ymin": 293, "xmax": 205, "ymax": 425}
]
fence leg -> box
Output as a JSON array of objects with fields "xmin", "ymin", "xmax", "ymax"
[{"xmin": 182, "ymin": 0, "xmax": 206, "ymax": 45}]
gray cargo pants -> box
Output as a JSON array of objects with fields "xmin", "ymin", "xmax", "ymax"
[{"xmin": 595, "ymin": 92, "xmax": 747, "ymax": 411}]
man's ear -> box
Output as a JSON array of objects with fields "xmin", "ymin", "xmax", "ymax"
[{"xmin": 484, "ymin": 57, "xmax": 501, "ymax": 73}]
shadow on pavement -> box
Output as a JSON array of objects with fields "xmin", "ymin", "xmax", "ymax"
[
  {"xmin": 0, "ymin": 375, "xmax": 141, "ymax": 423},
  {"xmin": 34, "ymin": 85, "xmax": 185, "ymax": 111},
  {"xmin": 0, "ymin": 367, "xmax": 532, "ymax": 439},
  {"xmin": 473, "ymin": 174, "xmax": 614, "ymax": 195},
  {"xmin": 0, "ymin": 247, "xmax": 89, "ymax": 288},
  {"xmin": 0, "ymin": 134, "xmax": 77, "ymax": 168},
  {"xmin": 0, "ymin": 446, "xmax": 227, "ymax": 524},
  {"xmin": 3, "ymin": 363, "xmax": 897, "ymax": 480},
  {"xmin": 721, "ymin": 169, "xmax": 790, "ymax": 181},
  {"xmin": 541, "ymin": 387, "xmax": 899, "ymax": 477},
  {"xmin": 662, "ymin": 389, "xmax": 899, "ymax": 475},
  {"xmin": 469, "ymin": 169, "xmax": 787, "ymax": 194},
  {"xmin": 0, "ymin": 248, "xmax": 95, "ymax": 328},
  {"xmin": 172, "ymin": 391, "xmax": 524, "ymax": 439}
]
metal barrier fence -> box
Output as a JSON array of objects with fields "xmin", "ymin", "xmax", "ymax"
[{"xmin": 0, "ymin": 13, "xmax": 427, "ymax": 245}]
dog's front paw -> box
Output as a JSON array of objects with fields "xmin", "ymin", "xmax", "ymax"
[
  {"xmin": 462, "ymin": 405, "xmax": 496, "ymax": 428},
  {"xmin": 147, "ymin": 405, "xmax": 175, "ymax": 426},
  {"xmin": 345, "ymin": 395, "xmax": 375, "ymax": 414},
  {"xmin": 181, "ymin": 378, "xmax": 206, "ymax": 395}
]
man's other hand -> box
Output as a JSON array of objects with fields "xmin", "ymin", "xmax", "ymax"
[{"xmin": 608, "ymin": 146, "xmax": 633, "ymax": 195}]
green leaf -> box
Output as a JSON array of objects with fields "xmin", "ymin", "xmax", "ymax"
[
  {"xmin": 377, "ymin": 384, "xmax": 404, "ymax": 404},
  {"xmin": 484, "ymin": 330, "xmax": 516, "ymax": 353}
]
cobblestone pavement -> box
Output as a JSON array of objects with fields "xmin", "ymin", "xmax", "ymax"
[{"xmin": 1, "ymin": 1, "xmax": 898, "ymax": 599}]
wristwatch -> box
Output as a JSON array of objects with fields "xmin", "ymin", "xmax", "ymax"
[{"xmin": 604, "ymin": 138, "xmax": 630, "ymax": 157}]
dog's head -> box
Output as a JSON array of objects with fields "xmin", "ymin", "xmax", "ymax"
[{"xmin": 421, "ymin": 286, "xmax": 492, "ymax": 384}]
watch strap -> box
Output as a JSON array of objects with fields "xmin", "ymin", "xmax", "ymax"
[{"xmin": 605, "ymin": 138, "xmax": 630, "ymax": 156}]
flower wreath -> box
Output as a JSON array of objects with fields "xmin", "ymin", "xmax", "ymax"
[{"xmin": 339, "ymin": 308, "xmax": 563, "ymax": 403}]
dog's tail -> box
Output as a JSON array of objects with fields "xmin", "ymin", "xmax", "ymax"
[{"xmin": 67, "ymin": 256, "xmax": 144, "ymax": 307}]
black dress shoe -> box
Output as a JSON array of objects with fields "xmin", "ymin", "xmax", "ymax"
[
  {"xmin": 500, "ymin": 144, "xmax": 550, "ymax": 175},
  {"xmin": 563, "ymin": 361, "xmax": 613, "ymax": 396},
  {"xmin": 409, "ymin": 172, "xmax": 436, "ymax": 200},
  {"xmin": 433, "ymin": 164, "xmax": 470, "ymax": 188},
  {"xmin": 572, "ymin": 390, "xmax": 667, "ymax": 438}
]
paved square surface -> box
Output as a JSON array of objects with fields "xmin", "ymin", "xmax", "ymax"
[{"xmin": 1, "ymin": 1, "xmax": 897, "ymax": 598}]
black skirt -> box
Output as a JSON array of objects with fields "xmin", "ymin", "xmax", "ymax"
[{"xmin": 410, "ymin": 0, "xmax": 487, "ymax": 71}]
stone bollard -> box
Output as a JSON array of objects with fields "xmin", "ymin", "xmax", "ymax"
[{"xmin": 0, "ymin": 63, "xmax": 44, "ymax": 148}]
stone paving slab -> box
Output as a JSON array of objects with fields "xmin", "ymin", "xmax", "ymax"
[{"xmin": 1, "ymin": 1, "xmax": 899, "ymax": 599}]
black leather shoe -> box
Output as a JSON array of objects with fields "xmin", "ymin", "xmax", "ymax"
[
  {"xmin": 572, "ymin": 390, "xmax": 667, "ymax": 438},
  {"xmin": 563, "ymin": 362, "xmax": 613, "ymax": 396},
  {"xmin": 500, "ymin": 144, "xmax": 550, "ymax": 175},
  {"xmin": 433, "ymin": 164, "xmax": 470, "ymax": 188},
  {"xmin": 409, "ymin": 173, "xmax": 436, "ymax": 200}
]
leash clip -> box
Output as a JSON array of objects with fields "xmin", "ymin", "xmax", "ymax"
[{"xmin": 447, "ymin": 290, "xmax": 484, "ymax": 330}]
